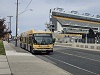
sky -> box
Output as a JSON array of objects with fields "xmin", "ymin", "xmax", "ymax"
[{"xmin": 0, "ymin": 0, "xmax": 100, "ymax": 36}]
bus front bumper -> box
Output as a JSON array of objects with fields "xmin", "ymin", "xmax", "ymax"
[{"xmin": 33, "ymin": 49, "xmax": 53, "ymax": 53}]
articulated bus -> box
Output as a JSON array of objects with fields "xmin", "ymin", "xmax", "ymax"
[{"xmin": 20, "ymin": 30, "xmax": 55, "ymax": 54}]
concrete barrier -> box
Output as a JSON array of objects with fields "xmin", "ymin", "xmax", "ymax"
[{"xmin": 55, "ymin": 42, "xmax": 100, "ymax": 52}]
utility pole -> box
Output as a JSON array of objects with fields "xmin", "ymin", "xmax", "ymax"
[
  {"xmin": 7, "ymin": 16, "xmax": 13, "ymax": 43},
  {"xmin": 15, "ymin": 0, "xmax": 18, "ymax": 46},
  {"xmin": 7, "ymin": 16, "xmax": 13, "ymax": 34},
  {"xmin": 7, "ymin": 22, "xmax": 10, "ymax": 43}
]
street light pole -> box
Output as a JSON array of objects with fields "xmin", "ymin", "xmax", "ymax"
[
  {"xmin": 15, "ymin": 0, "xmax": 32, "ymax": 46},
  {"xmin": 15, "ymin": 0, "xmax": 18, "ymax": 46}
]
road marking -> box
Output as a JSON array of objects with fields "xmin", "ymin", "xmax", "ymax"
[
  {"xmin": 46, "ymin": 55, "xmax": 99, "ymax": 75},
  {"xmin": 55, "ymin": 45, "xmax": 100, "ymax": 62},
  {"xmin": 56, "ymin": 50, "xmax": 100, "ymax": 62}
]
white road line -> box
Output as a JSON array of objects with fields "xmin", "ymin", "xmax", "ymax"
[
  {"xmin": 46, "ymin": 55, "xmax": 99, "ymax": 75},
  {"xmin": 56, "ymin": 50, "xmax": 100, "ymax": 62}
]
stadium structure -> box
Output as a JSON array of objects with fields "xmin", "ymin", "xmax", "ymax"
[{"xmin": 46, "ymin": 8, "xmax": 100, "ymax": 36}]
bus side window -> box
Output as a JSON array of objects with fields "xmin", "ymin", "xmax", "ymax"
[
  {"xmin": 25, "ymin": 37, "xmax": 26, "ymax": 43},
  {"xmin": 29, "ymin": 37, "xmax": 32, "ymax": 44},
  {"xmin": 20, "ymin": 37, "xmax": 22, "ymax": 41}
]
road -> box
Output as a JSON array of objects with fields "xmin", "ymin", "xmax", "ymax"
[{"xmin": 10, "ymin": 41, "xmax": 100, "ymax": 75}]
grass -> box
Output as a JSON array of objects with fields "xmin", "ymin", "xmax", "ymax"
[{"xmin": 0, "ymin": 40, "xmax": 6, "ymax": 55}]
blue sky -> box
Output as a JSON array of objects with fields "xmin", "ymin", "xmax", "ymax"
[{"xmin": 0, "ymin": 0, "xmax": 100, "ymax": 36}]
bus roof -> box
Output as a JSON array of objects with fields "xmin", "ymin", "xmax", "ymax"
[{"xmin": 20, "ymin": 29, "xmax": 52, "ymax": 37}]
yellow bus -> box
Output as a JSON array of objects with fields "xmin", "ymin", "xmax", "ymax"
[{"xmin": 20, "ymin": 29, "xmax": 55, "ymax": 54}]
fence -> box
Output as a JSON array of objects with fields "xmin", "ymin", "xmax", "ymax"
[
  {"xmin": 55, "ymin": 37, "xmax": 100, "ymax": 51},
  {"xmin": 56, "ymin": 37, "xmax": 100, "ymax": 44}
]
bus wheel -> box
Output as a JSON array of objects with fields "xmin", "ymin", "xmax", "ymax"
[
  {"xmin": 30, "ymin": 46, "xmax": 32, "ymax": 53},
  {"xmin": 46, "ymin": 52, "xmax": 50, "ymax": 54},
  {"xmin": 30, "ymin": 47, "xmax": 34, "ymax": 54}
]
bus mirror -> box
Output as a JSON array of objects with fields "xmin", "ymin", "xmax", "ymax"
[
  {"xmin": 32, "ymin": 36, "xmax": 34, "ymax": 39},
  {"xmin": 52, "ymin": 38, "xmax": 56, "ymax": 43}
]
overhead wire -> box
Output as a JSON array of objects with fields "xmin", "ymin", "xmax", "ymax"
[
  {"xmin": 18, "ymin": 0, "xmax": 33, "ymax": 15},
  {"xmin": 23, "ymin": 0, "xmax": 33, "ymax": 13}
]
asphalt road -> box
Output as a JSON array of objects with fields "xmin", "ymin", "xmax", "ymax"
[{"xmin": 10, "ymin": 41, "xmax": 100, "ymax": 75}]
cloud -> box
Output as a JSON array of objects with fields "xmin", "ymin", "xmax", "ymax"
[{"xmin": 0, "ymin": 0, "xmax": 100, "ymax": 35}]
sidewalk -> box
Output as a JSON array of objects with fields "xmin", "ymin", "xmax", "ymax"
[
  {"xmin": 2, "ymin": 41, "xmax": 72, "ymax": 75},
  {"xmin": 0, "ymin": 55, "xmax": 11, "ymax": 75}
]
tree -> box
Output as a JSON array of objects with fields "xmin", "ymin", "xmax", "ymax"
[{"xmin": 0, "ymin": 18, "xmax": 6, "ymax": 38}]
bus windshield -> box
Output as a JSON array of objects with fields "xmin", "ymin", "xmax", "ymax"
[{"xmin": 32, "ymin": 33, "xmax": 53, "ymax": 45}]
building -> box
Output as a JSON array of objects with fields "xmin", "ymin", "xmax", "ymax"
[{"xmin": 46, "ymin": 8, "xmax": 100, "ymax": 35}]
